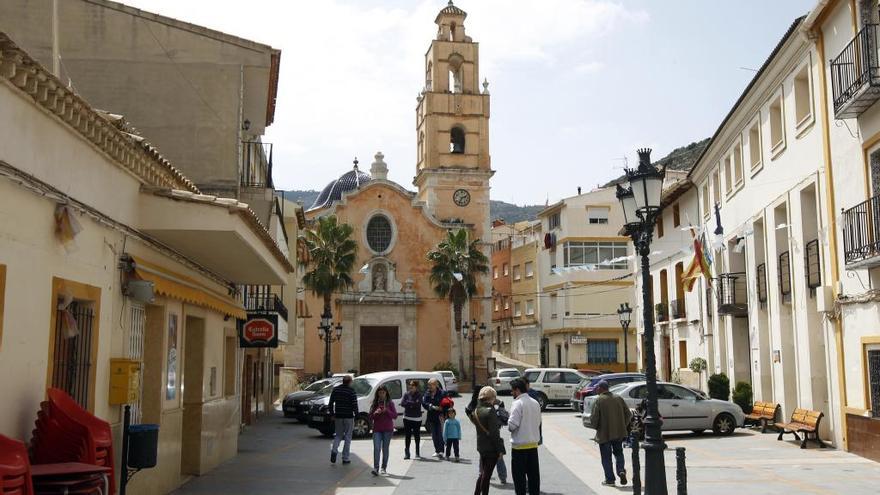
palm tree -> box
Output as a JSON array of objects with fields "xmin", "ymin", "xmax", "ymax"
[
  {"xmin": 301, "ymin": 215, "xmax": 358, "ymax": 376},
  {"xmin": 426, "ymin": 228, "xmax": 489, "ymax": 382}
]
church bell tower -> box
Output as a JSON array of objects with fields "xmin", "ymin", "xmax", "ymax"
[{"xmin": 414, "ymin": 1, "xmax": 492, "ymax": 236}]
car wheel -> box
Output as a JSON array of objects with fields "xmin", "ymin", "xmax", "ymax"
[
  {"xmin": 712, "ymin": 413, "xmax": 735, "ymax": 436},
  {"xmin": 536, "ymin": 393, "xmax": 548, "ymax": 411},
  {"xmin": 353, "ymin": 414, "xmax": 371, "ymax": 438}
]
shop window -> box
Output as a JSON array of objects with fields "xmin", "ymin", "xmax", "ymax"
[{"xmin": 587, "ymin": 340, "xmax": 618, "ymax": 364}]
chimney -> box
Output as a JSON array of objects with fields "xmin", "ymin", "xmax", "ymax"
[
  {"xmin": 370, "ymin": 151, "xmax": 388, "ymax": 180},
  {"xmin": 577, "ymin": 186, "xmax": 582, "ymax": 195}
]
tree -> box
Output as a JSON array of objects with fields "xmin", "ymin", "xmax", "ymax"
[
  {"xmin": 301, "ymin": 215, "xmax": 357, "ymax": 375},
  {"xmin": 426, "ymin": 229, "xmax": 489, "ymax": 382}
]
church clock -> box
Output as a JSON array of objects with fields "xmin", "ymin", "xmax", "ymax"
[{"xmin": 453, "ymin": 189, "xmax": 471, "ymax": 207}]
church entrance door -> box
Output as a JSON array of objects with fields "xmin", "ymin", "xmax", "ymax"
[{"xmin": 360, "ymin": 326, "xmax": 399, "ymax": 374}]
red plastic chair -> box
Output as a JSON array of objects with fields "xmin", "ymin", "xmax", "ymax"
[{"xmin": 0, "ymin": 434, "xmax": 34, "ymax": 495}]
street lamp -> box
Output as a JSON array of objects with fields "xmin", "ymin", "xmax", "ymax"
[
  {"xmin": 318, "ymin": 310, "xmax": 343, "ymax": 378},
  {"xmin": 616, "ymin": 148, "xmax": 667, "ymax": 494},
  {"xmin": 462, "ymin": 319, "xmax": 487, "ymax": 389},
  {"xmin": 617, "ymin": 302, "xmax": 632, "ymax": 373}
]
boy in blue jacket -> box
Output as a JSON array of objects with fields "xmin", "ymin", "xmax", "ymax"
[{"xmin": 442, "ymin": 408, "xmax": 462, "ymax": 462}]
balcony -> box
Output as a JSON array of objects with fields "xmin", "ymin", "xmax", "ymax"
[
  {"xmin": 655, "ymin": 302, "xmax": 669, "ymax": 323},
  {"xmin": 843, "ymin": 193, "xmax": 880, "ymax": 268},
  {"xmin": 717, "ymin": 272, "xmax": 748, "ymax": 317},
  {"xmin": 243, "ymin": 286, "xmax": 288, "ymax": 322},
  {"xmin": 241, "ymin": 141, "xmax": 274, "ymax": 189},
  {"xmin": 831, "ymin": 23, "xmax": 880, "ymax": 119},
  {"xmin": 669, "ymin": 299, "xmax": 686, "ymax": 320}
]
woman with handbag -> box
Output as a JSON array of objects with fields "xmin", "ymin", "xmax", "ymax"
[{"xmin": 470, "ymin": 386, "xmax": 505, "ymax": 495}]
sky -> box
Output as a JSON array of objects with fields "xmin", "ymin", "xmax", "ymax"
[{"xmin": 123, "ymin": 0, "xmax": 816, "ymax": 205}]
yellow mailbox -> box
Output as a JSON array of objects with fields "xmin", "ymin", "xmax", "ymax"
[{"xmin": 109, "ymin": 358, "xmax": 141, "ymax": 405}]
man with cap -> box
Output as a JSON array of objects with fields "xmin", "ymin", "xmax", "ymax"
[{"xmin": 590, "ymin": 380, "xmax": 631, "ymax": 486}]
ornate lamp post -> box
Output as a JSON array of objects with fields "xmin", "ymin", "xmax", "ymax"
[
  {"xmin": 462, "ymin": 319, "xmax": 487, "ymax": 389},
  {"xmin": 617, "ymin": 302, "xmax": 632, "ymax": 372},
  {"xmin": 318, "ymin": 310, "xmax": 343, "ymax": 378},
  {"xmin": 616, "ymin": 148, "xmax": 667, "ymax": 494}
]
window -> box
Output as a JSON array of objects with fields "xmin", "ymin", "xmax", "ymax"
[
  {"xmin": 52, "ymin": 300, "xmax": 96, "ymax": 409},
  {"xmin": 366, "ymin": 214, "xmax": 393, "ymax": 253},
  {"xmin": 382, "ymin": 379, "xmax": 403, "ymax": 399},
  {"xmin": 514, "ymin": 302, "xmax": 522, "ymax": 317},
  {"xmin": 669, "ymin": 385, "xmax": 698, "ymax": 400},
  {"xmin": 678, "ymin": 340, "xmax": 688, "ymax": 369},
  {"xmin": 673, "ymin": 203, "xmax": 681, "ymax": 228},
  {"xmin": 701, "ymin": 181, "xmax": 710, "ymax": 219},
  {"xmin": 544, "ymin": 371, "xmax": 564, "ymax": 383},
  {"xmin": 794, "ymin": 64, "xmax": 812, "ymax": 128},
  {"xmin": 494, "ymin": 299, "xmax": 500, "ymax": 312},
  {"xmin": 868, "ymin": 347, "xmax": 880, "ymax": 418},
  {"xmin": 503, "ymin": 263, "xmax": 509, "ymax": 276},
  {"xmin": 548, "ymin": 212, "xmax": 561, "ymax": 230},
  {"xmin": 493, "ymin": 266, "xmax": 498, "ymax": 279},
  {"xmin": 524, "ymin": 261, "xmax": 534, "ymax": 278},
  {"xmin": 770, "ymin": 93, "xmax": 785, "ymax": 155},
  {"xmin": 587, "ymin": 207, "xmax": 609, "ymax": 224},
  {"xmin": 724, "ymin": 156, "xmax": 733, "ymax": 194},
  {"xmin": 448, "ymin": 55, "xmax": 463, "ymax": 93},
  {"xmin": 712, "ymin": 169, "xmax": 721, "ymax": 205},
  {"xmin": 526, "ymin": 299, "xmax": 535, "ymax": 316},
  {"xmin": 523, "ymin": 371, "xmax": 540, "ymax": 383},
  {"xmin": 563, "ymin": 241, "xmax": 628, "ymax": 269},
  {"xmin": 128, "ymin": 304, "xmax": 146, "ymax": 422},
  {"xmin": 657, "ymin": 215, "xmax": 665, "ymax": 238},
  {"xmin": 733, "ymin": 143, "xmax": 744, "ymax": 188},
  {"xmin": 450, "ymin": 126, "xmax": 465, "ymax": 154},
  {"xmin": 587, "ymin": 340, "xmax": 618, "ymax": 364},
  {"xmin": 550, "ymin": 293, "xmax": 558, "ymax": 318},
  {"xmin": 562, "ymin": 372, "xmax": 582, "ymax": 384},
  {"xmin": 426, "ymin": 61, "xmax": 433, "ymax": 91},
  {"xmin": 513, "ymin": 265, "xmax": 521, "ymax": 281},
  {"xmin": 749, "ymin": 120, "xmax": 762, "ymax": 171},
  {"xmin": 503, "ymin": 298, "xmax": 510, "ymax": 310}
]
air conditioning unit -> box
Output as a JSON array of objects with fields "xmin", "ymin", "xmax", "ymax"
[{"xmin": 123, "ymin": 280, "xmax": 155, "ymax": 304}]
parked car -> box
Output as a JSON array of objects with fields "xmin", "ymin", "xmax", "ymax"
[
  {"xmin": 581, "ymin": 381, "xmax": 744, "ymax": 436},
  {"xmin": 576, "ymin": 369, "xmax": 608, "ymax": 377},
  {"xmin": 570, "ymin": 372, "xmax": 646, "ymax": 412},
  {"xmin": 522, "ymin": 368, "xmax": 588, "ymax": 411},
  {"xmin": 437, "ymin": 370, "xmax": 459, "ymax": 396},
  {"xmin": 282, "ymin": 378, "xmax": 341, "ymax": 421},
  {"xmin": 307, "ymin": 371, "xmax": 445, "ymax": 437},
  {"xmin": 489, "ymin": 368, "xmax": 522, "ymax": 394}
]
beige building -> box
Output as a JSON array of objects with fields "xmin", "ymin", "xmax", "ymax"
[
  {"xmin": 0, "ymin": 32, "xmax": 290, "ymax": 495},
  {"xmin": 508, "ymin": 221, "xmax": 543, "ymax": 366},
  {"xmin": 537, "ymin": 187, "xmax": 637, "ymax": 371}
]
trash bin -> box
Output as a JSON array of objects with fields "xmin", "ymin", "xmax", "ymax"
[{"xmin": 127, "ymin": 424, "xmax": 159, "ymax": 469}]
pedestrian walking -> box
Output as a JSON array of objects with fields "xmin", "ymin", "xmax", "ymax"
[
  {"xmin": 508, "ymin": 378, "xmax": 541, "ymax": 495},
  {"xmin": 470, "ymin": 386, "xmax": 505, "ymax": 495},
  {"xmin": 590, "ymin": 379, "xmax": 632, "ymax": 487},
  {"xmin": 493, "ymin": 399, "xmax": 509, "ymax": 484},
  {"xmin": 422, "ymin": 378, "xmax": 447, "ymax": 458},
  {"xmin": 400, "ymin": 380, "xmax": 424, "ymax": 459},
  {"xmin": 370, "ymin": 385, "xmax": 398, "ymax": 476},
  {"xmin": 443, "ymin": 408, "xmax": 462, "ymax": 461},
  {"xmin": 328, "ymin": 375, "xmax": 358, "ymax": 465}
]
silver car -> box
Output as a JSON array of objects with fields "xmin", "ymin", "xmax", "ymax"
[
  {"xmin": 582, "ymin": 381, "xmax": 744, "ymax": 436},
  {"xmin": 438, "ymin": 370, "xmax": 459, "ymax": 396},
  {"xmin": 489, "ymin": 368, "xmax": 522, "ymax": 394}
]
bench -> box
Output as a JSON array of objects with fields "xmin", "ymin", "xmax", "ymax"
[
  {"xmin": 775, "ymin": 408, "xmax": 826, "ymax": 449},
  {"xmin": 744, "ymin": 401, "xmax": 779, "ymax": 433}
]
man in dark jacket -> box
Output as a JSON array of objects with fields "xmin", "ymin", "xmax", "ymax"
[
  {"xmin": 590, "ymin": 380, "xmax": 632, "ymax": 486},
  {"xmin": 329, "ymin": 375, "xmax": 358, "ymax": 464}
]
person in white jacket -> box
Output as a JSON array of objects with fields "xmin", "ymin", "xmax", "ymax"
[{"xmin": 507, "ymin": 378, "xmax": 541, "ymax": 495}]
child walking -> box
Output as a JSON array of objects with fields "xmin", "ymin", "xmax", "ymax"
[{"xmin": 443, "ymin": 408, "xmax": 462, "ymax": 462}]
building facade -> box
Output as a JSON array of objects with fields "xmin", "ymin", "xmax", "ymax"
[
  {"xmin": 509, "ymin": 221, "xmax": 543, "ymax": 366},
  {"xmin": 491, "ymin": 221, "xmax": 514, "ymax": 357}
]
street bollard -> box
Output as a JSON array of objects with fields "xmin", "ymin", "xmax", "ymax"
[
  {"xmin": 631, "ymin": 436, "xmax": 642, "ymax": 495},
  {"xmin": 676, "ymin": 447, "xmax": 687, "ymax": 495}
]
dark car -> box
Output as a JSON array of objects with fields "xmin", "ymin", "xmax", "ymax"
[
  {"xmin": 282, "ymin": 378, "xmax": 340, "ymax": 421},
  {"xmin": 571, "ymin": 372, "xmax": 646, "ymax": 412}
]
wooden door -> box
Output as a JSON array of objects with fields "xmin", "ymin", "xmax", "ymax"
[
  {"xmin": 360, "ymin": 326, "xmax": 398, "ymax": 374},
  {"xmin": 662, "ymin": 336, "xmax": 672, "ymax": 381}
]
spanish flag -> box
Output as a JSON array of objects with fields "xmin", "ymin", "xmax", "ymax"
[{"xmin": 683, "ymin": 229, "xmax": 712, "ymax": 292}]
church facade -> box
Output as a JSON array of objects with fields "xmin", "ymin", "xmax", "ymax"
[{"xmin": 300, "ymin": 2, "xmax": 494, "ymax": 379}]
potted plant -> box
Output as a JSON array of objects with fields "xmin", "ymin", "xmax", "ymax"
[{"xmin": 654, "ymin": 302, "xmax": 668, "ymax": 322}]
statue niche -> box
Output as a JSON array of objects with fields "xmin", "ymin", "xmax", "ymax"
[{"xmin": 372, "ymin": 263, "xmax": 387, "ymax": 292}]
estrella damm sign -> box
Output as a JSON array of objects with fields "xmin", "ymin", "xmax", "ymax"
[{"xmin": 239, "ymin": 314, "xmax": 279, "ymax": 348}]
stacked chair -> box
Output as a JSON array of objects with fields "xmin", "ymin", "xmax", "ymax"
[{"xmin": 0, "ymin": 435, "xmax": 34, "ymax": 495}]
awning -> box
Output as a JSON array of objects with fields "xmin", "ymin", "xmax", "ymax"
[{"xmin": 131, "ymin": 256, "xmax": 246, "ymax": 319}]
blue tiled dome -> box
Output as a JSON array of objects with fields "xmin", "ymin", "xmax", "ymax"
[{"xmin": 309, "ymin": 162, "xmax": 371, "ymax": 210}]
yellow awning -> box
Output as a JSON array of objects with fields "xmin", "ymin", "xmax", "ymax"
[{"xmin": 131, "ymin": 256, "xmax": 247, "ymax": 319}]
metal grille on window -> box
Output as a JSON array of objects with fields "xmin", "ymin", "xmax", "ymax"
[
  {"xmin": 869, "ymin": 350, "xmax": 880, "ymax": 418},
  {"xmin": 366, "ymin": 215, "xmax": 392, "ymax": 253},
  {"xmin": 52, "ymin": 302, "xmax": 94, "ymax": 409},
  {"xmin": 778, "ymin": 251, "xmax": 792, "ymax": 302},
  {"xmin": 804, "ymin": 239, "xmax": 821, "ymax": 295},
  {"xmin": 128, "ymin": 303, "xmax": 146, "ymax": 423},
  {"xmin": 587, "ymin": 340, "xmax": 617, "ymax": 364},
  {"xmin": 756, "ymin": 263, "xmax": 768, "ymax": 307}
]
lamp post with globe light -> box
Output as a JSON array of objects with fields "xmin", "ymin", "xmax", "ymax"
[
  {"xmin": 616, "ymin": 148, "xmax": 667, "ymax": 494},
  {"xmin": 617, "ymin": 302, "xmax": 632, "ymax": 373},
  {"xmin": 462, "ymin": 319, "xmax": 487, "ymax": 389},
  {"xmin": 318, "ymin": 310, "xmax": 343, "ymax": 378}
]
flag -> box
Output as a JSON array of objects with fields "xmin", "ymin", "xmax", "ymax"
[{"xmin": 682, "ymin": 227, "xmax": 712, "ymax": 291}]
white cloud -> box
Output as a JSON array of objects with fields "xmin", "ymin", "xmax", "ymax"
[{"xmin": 573, "ymin": 61, "xmax": 605, "ymax": 74}]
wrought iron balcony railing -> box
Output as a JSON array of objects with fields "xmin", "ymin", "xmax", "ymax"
[
  {"xmin": 243, "ymin": 286, "xmax": 288, "ymax": 322},
  {"xmin": 669, "ymin": 299, "xmax": 686, "ymax": 320},
  {"xmin": 831, "ymin": 23, "xmax": 880, "ymax": 119},
  {"xmin": 717, "ymin": 272, "xmax": 748, "ymax": 317},
  {"xmin": 843, "ymin": 193, "xmax": 880, "ymax": 268},
  {"xmin": 241, "ymin": 141, "xmax": 274, "ymax": 188}
]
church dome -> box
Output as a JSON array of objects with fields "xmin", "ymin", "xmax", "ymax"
[
  {"xmin": 437, "ymin": 1, "xmax": 466, "ymax": 18},
  {"xmin": 309, "ymin": 159, "xmax": 372, "ymax": 210}
]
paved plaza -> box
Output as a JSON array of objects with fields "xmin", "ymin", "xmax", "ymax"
[{"xmin": 171, "ymin": 397, "xmax": 880, "ymax": 494}]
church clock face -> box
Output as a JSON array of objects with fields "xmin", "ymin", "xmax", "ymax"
[{"xmin": 453, "ymin": 189, "xmax": 471, "ymax": 207}]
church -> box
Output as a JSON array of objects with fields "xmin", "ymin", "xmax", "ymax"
[{"xmin": 300, "ymin": 1, "xmax": 494, "ymax": 378}]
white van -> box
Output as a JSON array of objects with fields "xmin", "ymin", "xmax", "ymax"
[{"xmin": 306, "ymin": 371, "xmax": 446, "ymax": 437}]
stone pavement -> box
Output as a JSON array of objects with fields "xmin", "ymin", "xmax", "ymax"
[{"xmin": 172, "ymin": 396, "xmax": 880, "ymax": 494}]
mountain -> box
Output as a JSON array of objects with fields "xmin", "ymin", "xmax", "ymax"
[
  {"xmin": 276, "ymin": 190, "xmax": 544, "ymax": 223},
  {"xmin": 602, "ymin": 138, "xmax": 711, "ymax": 187}
]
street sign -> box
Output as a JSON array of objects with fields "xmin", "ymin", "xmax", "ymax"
[{"xmin": 240, "ymin": 314, "xmax": 279, "ymax": 348}]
